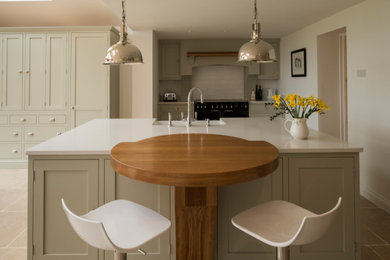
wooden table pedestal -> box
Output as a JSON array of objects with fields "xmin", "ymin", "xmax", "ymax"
[{"xmin": 175, "ymin": 187, "xmax": 217, "ymax": 260}]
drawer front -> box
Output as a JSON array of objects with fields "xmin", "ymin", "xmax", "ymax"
[
  {"xmin": 0, "ymin": 116, "xmax": 8, "ymax": 125},
  {"xmin": 23, "ymin": 143, "xmax": 40, "ymax": 159},
  {"xmin": 0, "ymin": 143, "xmax": 22, "ymax": 159},
  {"xmin": 0, "ymin": 127, "xmax": 22, "ymax": 142},
  {"xmin": 10, "ymin": 115, "xmax": 37, "ymax": 124},
  {"xmin": 38, "ymin": 115, "xmax": 66, "ymax": 124},
  {"xmin": 24, "ymin": 126, "xmax": 66, "ymax": 142},
  {"xmin": 249, "ymin": 104, "xmax": 273, "ymax": 114}
]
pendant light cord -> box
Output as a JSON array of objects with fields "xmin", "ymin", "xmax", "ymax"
[
  {"xmin": 120, "ymin": 0, "xmax": 128, "ymax": 42},
  {"xmin": 253, "ymin": 0, "xmax": 257, "ymax": 23},
  {"xmin": 122, "ymin": 0, "xmax": 126, "ymax": 25}
]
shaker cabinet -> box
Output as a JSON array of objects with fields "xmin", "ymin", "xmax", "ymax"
[
  {"xmin": 288, "ymin": 157, "xmax": 356, "ymax": 260},
  {"xmin": 249, "ymin": 102, "xmax": 274, "ymax": 118},
  {"xmin": 45, "ymin": 33, "xmax": 68, "ymax": 110},
  {"xmin": 0, "ymin": 27, "xmax": 119, "ymax": 167},
  {"xmin": 70, "ymin": 32, "xmax": 119, "ymax": 128},
  {"xmin": 32, "ymin": 159, "xmax": 100, "ymax": 260},
  {"xmin": 24, "ymin": 33, "xmax": 47, "ymax": 110},
  {"xmin": 1, "ymin": 33, "xmax": 23, "ymax": 111},
  {"xmin": 258, "ymin": 39, "xmax": 280, "ymax": 80},
  {"xmin": 104, "ymin": 160, "xmax": 171, "ymax": 260},
  {"xmin": 159, "ymin": 40, "xmax": 181, "ymax": 80},
  {"xmin": 218, "ymin": 158, "xmax": 283, "ymax": 260},
  {"xmin": 218, "ymin": 154, "xmax": 359, "ymax": 260}
]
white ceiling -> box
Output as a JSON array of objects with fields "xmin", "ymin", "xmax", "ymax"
[
  {"xmin": 0, "ymin": 0, "xmax": 364, "ymax": 39},
  {"xmin": 0, "ymin": 0, "xmax": 120, "ymax": 27}
]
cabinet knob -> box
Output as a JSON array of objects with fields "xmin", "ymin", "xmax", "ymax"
[
  {"xmin": 56, "ymin": 132, "xmax": 62, "ymax": 136},
  {"xmin": 27, "ymin": 132, "xmax": 34, "ymax": 136},
  {"xmin": 18, "ymin": 70, "xmax": 23, "ymax": 74},
  {"xmin": 49, "ymin": 117, "xmax": 56, "ymax": 122},
  {"xmin": 25, "ymin": 70, "xmax": 30, "ymax": 74},
  {"xmin": 20, "ymin": 118, "xmax": 26, "ymax": 122},
  {"xmin": 11, "ymin": 149, "xmax": 18, "ymax": 154},
  {"xmin": 13, "ymin": 132, "xmax": 19, "ymax": 136},
  {"xmin": 71, "ymin": 106, "xmax": 75, "ymax": 110}
]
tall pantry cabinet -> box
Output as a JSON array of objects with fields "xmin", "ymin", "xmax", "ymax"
[{"xmin": 0, "ymin": 27, "xmax": 119, "ymax": 167}]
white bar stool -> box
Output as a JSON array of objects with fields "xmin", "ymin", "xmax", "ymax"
[
  {"xmin": 232, "ymin": 197, "xmax": 342, "ymax": 260},
  {"xmin": 62, "ymin": 199, "xmax": 171, "ymax": 260}
]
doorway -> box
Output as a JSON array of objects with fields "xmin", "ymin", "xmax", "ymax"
[{"xmin": 317, "ymin": 27, "xmax": 348, "ymax": 141}]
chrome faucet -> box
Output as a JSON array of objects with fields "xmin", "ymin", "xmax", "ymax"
[{"xmin": 187, "ymin": 87, "xmax": 204, "ymax": 127}]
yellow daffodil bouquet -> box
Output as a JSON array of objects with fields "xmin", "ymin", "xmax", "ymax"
[{"xmin": 267, "ymin": 94, "xmax": 330, "ymax": 121}]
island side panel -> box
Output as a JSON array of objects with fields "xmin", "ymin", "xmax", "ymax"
[
  {"xmin": 30, "ymin": 157, "xmax": 100, "ymax": 260},
  {"xmin": 218, "ymin": 157, "xmax": 283, "ymax": 260},
  {"xmin": 28, "ymin": 152, "xmax": 360, "ymax": 260},
  {"xmin": 104, "ymin": 160, "xmax": 171, "ymax": 260},
  {"xmin": 218, "ymin": 153, "xmax": 360, "ymax": 260}
]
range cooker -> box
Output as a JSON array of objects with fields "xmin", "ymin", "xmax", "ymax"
[{"xmin": 194, "ymin": 100, "xmax": 249, "ymax": 120}]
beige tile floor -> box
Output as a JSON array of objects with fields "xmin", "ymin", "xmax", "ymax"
[
  {"xmin": 0, "ymin": 169, "xmax": 389, "ymax": 260},
  {"xmin": 0, "ymin": 169, "xmax": 27, "ymax": 260}
]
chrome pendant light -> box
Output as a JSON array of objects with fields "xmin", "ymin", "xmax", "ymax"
[
  {"xmin": 104, "ymin": 0, "xmax": 143, "ymax": 65},
  {"xmin": 238, "ymin": 0, "xmax": 276, "ymax": 63}
]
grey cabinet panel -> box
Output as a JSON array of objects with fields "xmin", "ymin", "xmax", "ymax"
[
  {"xmin": 217, "ymin": 158, "xmax": 283, "ymax": 260},
  {"xmin": 159, "ymin": 41, "xmax": 181, "ymax": 80},
  {"xmin": 288, "ymin": 157, "xmax": 356, "ymax": 260},
  {"xmin": 33, "ymin": 159, "xmax": 99, "ymax": 260},
  {"xmin": 104, "ymin": 160, "xmax": 171, "ymax": 260}
]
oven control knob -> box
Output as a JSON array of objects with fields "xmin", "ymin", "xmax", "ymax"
[
  {"xmin": 230, "ymin": 105, "xmax": 233, "ymax": 109},
  {"xmin": 211, "ymin": 105, "xmax": 214, "ymax": 109}
]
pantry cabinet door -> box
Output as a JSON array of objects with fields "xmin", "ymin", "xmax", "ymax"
[
  {"xmin": 104, "ymin": 160, "xmax": 171, "ymax": 260},
  {"xmin": 25, "ymin": 33, "xmax": 46, "ymax": 110},
  {"xmin": 33, "ymin": 160, "xmax": 99, "ymax": 260},
  {"xmin": 288, "ymin": 157, "xmax": 356, "ymax": 260},
  {"xmin": 70, "ymin": 32, "xmax": 108, "ymax": 127},
  {"xmin": 0, "ymin": 34, "xmax": 2, "ymax": 110},
  {"xmin": 46, "ymin": 33, "xmax": 67, "ymax": 110},
  {"xmin": 1, "ymin": 34, "xmax": 23, "ymax": 111},
  {"xmin": 217, "ymin": 158, "xmax": 283, "ymax": 260}
]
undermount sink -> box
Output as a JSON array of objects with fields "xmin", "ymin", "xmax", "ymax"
[{"xmin": 153, "ymin": 119, "xmax": 226, "ymax": 127}]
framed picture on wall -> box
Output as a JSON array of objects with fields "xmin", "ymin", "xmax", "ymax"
[{"xmin": 291, "ymin": 48, "xmax": 307, "ymax": 77}]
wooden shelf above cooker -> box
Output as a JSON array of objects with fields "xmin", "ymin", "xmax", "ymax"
[{"xmin": 186, "ymin": 52, "xmax": 238, "ymax": 57}]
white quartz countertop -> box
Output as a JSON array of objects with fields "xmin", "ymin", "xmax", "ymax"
[{"xmin": 26, "ymin": 118, "xmax": 363, "ymax": 155}]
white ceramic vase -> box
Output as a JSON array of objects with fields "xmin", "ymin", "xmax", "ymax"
[{"xmin": 284, "ymin": 118, "xmax": 309, "ymax": 140}]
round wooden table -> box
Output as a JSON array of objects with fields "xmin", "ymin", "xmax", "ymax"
[{"xmin": 111, "ymin": 134, "xmax": 279, "ymax": 260}]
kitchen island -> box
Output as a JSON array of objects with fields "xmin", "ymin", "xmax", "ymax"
[{"xmin": 26, "ymin": 118, "xmax": 363, "ymax": 260}]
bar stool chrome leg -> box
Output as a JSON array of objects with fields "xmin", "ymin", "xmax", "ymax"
[
  {"xmin": 277, "ymin": 247, "xmax": 289, "ymax": 260},
  {"xmin": 114, "ymin": 251, "xmax": 126, "ymax": 260}
]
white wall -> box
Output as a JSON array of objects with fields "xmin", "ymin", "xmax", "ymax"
[
  {"xmin": 119, "ymin": 30, "xmax": 157, "ymax": 118},
  {"xmin": 279, "ymin": 0, "xmax": 390, "ymax": 212}
]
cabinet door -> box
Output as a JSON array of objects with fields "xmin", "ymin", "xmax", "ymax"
[
  {"xmin": 259, "ymin": 40, "xmax": 280, "ymax": 79},
  {"xmin": 159, "ymin": 41, "xmax": 181, "ymax": 80},
  {"xmin": 0, "ymin": 34, "xmax": 2, "ymax": 110},
  {"xmin": 1, "ymin": 34, "xmax": 23, "ymax": 110},
  {"xmin": 288, "ymin": 157, "xmax": 356, "ymax": 260},
  {"xmin": 33, "ymin": 160, "xmax": 99, "ymax": 260},
  {"xmin": 218, "ymin": 158, "xmax": 283, "ymax": 260},
  {"xmin": 70, "ymin": 33, "xmax": 108, "ymax": 127},
  {"xmin": 46, "ymin": 33, "xmax": 67, "ymax": 110},
  {"xmin": 104, "ymin": 160, "xmax": 171, "ymax": 260},
  {"xmin": 25, "ymin": 33, "xmax": 47, "ymax": 110}
]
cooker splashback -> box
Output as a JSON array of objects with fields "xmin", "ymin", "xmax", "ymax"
[{"xmin": 192, "ymin": 65, "xmax": 244, "ymax": 100}]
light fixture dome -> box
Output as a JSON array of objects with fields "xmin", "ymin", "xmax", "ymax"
[
  {"xmin": 104, "ymin": 40, "xmax": 143, "ymax": 65},
  {"xmin": 238, "ymin": 0, "xmax": 277, "ymax": 63},
  {"xmin": 238, "ymin": 39, "xmax": 276, "ymax": 63},
  {"xmin": 104, "ymin": 0, "xmax": 143, "ymax": 65}
]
